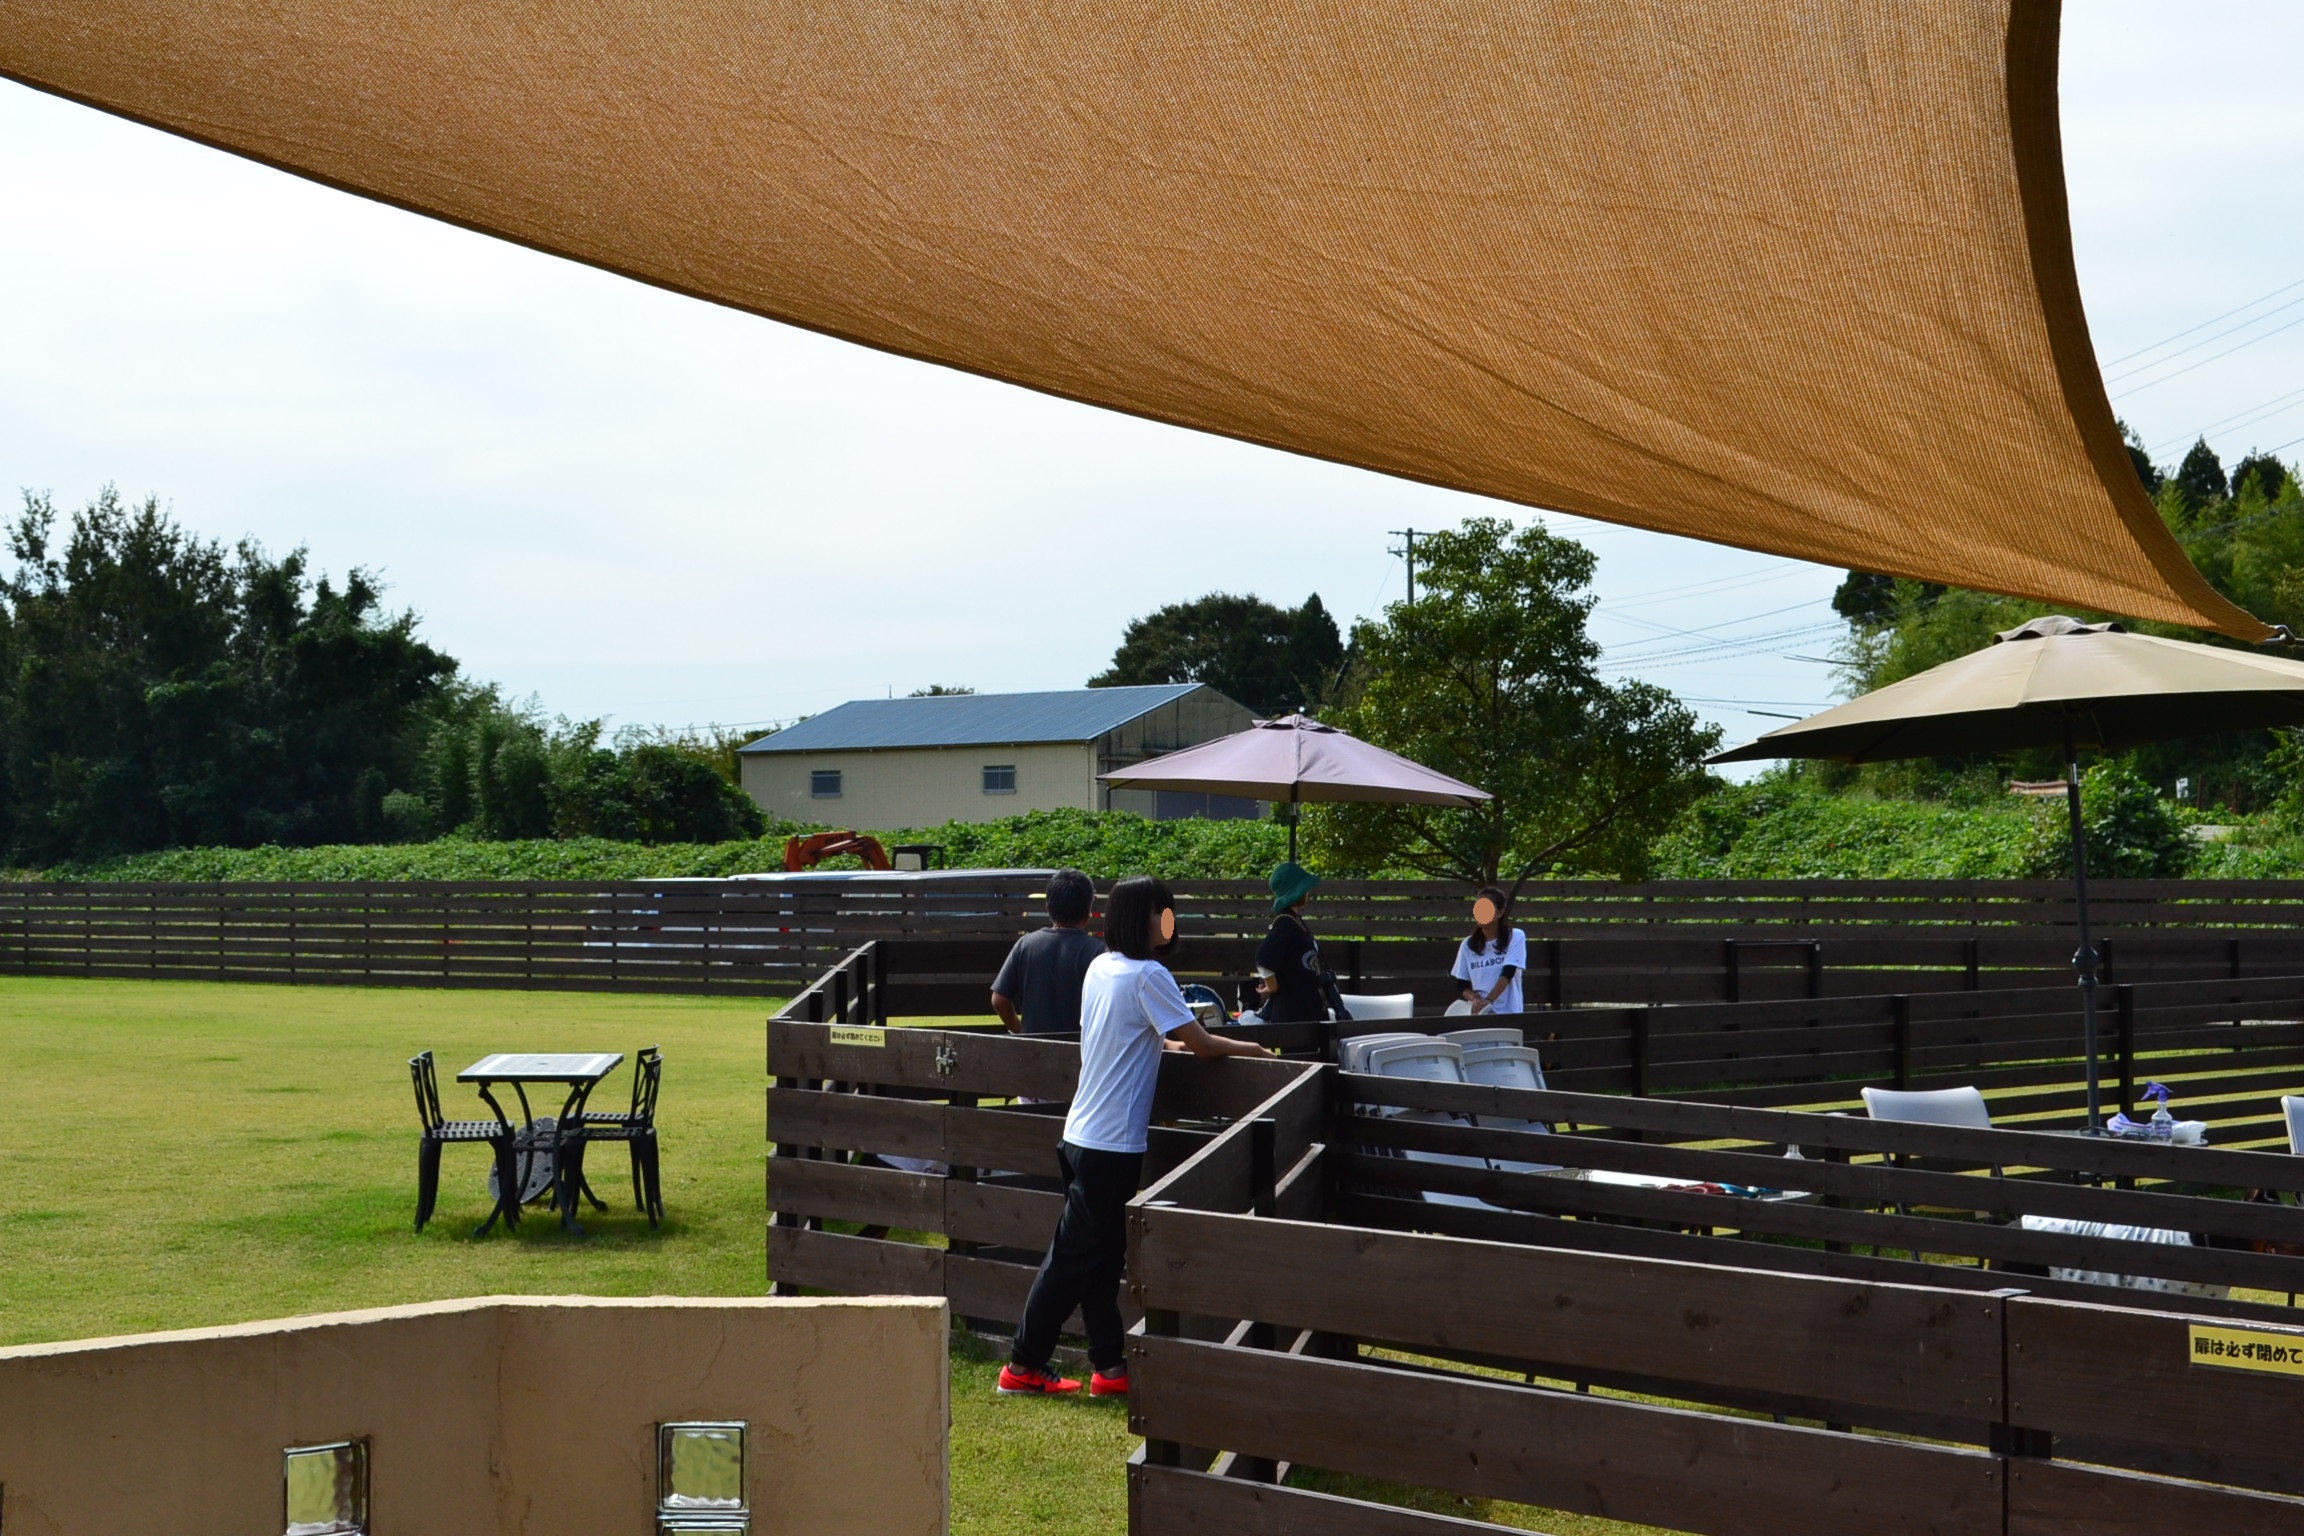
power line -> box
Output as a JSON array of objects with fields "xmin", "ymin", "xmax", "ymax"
[
  {"xmin": 2103, "ymin": 291, "xmax": 2304, "ymax": 383},
  {"xmin": 1600, "ymin": 615, "xmax": 1842, "ymax": 662},
  {"xmin": 2101, "ymin": 275, "xmax": 2304, "ymax": 367},
  {"xmin": 1594, "ymin": 597, "xmax": 1831, "ymax": 644},
  {"xmin": 2151, "ymin": 384, "xmax": 2304, "ymax": 456},
  {"xmin": 2110, "ymin": 310, "xmax": 2304, "ymax": 400}
]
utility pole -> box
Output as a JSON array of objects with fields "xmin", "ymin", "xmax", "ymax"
[{"xmin": 1387, "ymin": 528, "xmax": 1418, "ymax": 606}]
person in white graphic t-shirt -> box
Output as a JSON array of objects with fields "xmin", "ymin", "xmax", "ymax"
[{"xmin": 1451, "ymin": 886, "xmax": 1527, "ymax": 1015}]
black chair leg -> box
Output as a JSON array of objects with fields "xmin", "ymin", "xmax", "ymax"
[
  {"xmin": 639, "ymin": 1132, "xmax": 663, "ymax": 1228},
  {"xmin": 477, "ymin": 1139, "xmax": 519, "ymax": 1237},
  {"xmin": 415, "ymin": 1137, "xmax": 442, "ymax": 1233},
  {"xmin": 629, "ymin": 1139, "xmax": 647, "ymax": 1214},
  {"xmin": 556, "ymin": 1138, "xmax": 588, "ymax": 1234}
]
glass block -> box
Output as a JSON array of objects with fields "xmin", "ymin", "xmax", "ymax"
[
  {"xmin": 659, "ymin": 1421, "xmax": 747, "ymax": 1511},
  {"xmin": 283, "ymin": 1440, "xmax": 368, "ymax": 1536}
]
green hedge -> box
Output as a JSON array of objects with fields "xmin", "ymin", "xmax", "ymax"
[{"xmin": 25, "ymin": 808, "xmax": 1291, "ymax": 884}]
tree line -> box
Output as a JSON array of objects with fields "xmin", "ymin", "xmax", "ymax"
[{"xmin": 0, "ymin": 489, "xmax": 759, "ymax": 866}]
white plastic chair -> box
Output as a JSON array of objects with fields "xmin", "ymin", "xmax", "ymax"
[
  {"xmin": 1362, "ymin": 1039, "xmax": 1492, "ymax": 1208},
  {"xmin": 1459, "ymin": 1044, "xmax": 1560, "ymax": 1175},
  {"xmin": 1860, "ymin": 1086, "xmax": 1993, "ymax": 1128},
  {"xmin": 1443, "ymin": 999, "xmax": 1475, "ymax": 1017},
  {"xmin": 1443, "ymin": 1027, "xmax": 1524, "ymax": 1051},
  {"xmin": 1335, "ymin": 1032, "xmax": 1430, "ymax": 1073},
  {"xmin": 2284, "ymin": 1095, "xmax": 2304, "ymax": 1156},
  {"xmin": 1335, "ymin": 991, "xmax": 1415, "ymax": 1020}
]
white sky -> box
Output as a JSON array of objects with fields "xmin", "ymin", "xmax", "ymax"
[{"xmin": 2, "ymin": 2, "xmax": 2300, "ymax": 765}]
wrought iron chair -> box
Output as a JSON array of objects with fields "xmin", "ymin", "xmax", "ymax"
[
  {"xmin": 409, "ymin": 1049, "xmax": 521, "ymax": 1236},
  {"xmin": 570, "ymin": 1046, "xmax": 665, "ymax": 1226}
]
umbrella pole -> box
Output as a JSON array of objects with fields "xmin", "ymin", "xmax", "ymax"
[
  {"xmin": 2064, "ymin": 731, "xmax": 2104, "ymax": 1132},
  {"xmin": 1287, "ymin": 792, "xmax": 1299, "ymax": 862}
]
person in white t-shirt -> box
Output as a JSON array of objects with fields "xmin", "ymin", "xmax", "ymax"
[
  {"xmin": 1451, "ymin": 886, "xmax": 1527, "ymax": 1015},
  {"xmin": 1000, "ymin": 875, "xmax": 1275, "ymax": 1398}
]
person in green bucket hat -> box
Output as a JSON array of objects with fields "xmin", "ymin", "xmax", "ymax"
[{"xmin": 1254, "ymin": 861, "xmax": 1349, "ymax": 1023}]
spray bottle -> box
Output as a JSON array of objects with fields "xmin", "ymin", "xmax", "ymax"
[{"xmin": 2142, "ymin": 1080, "xmax": 2175, "ymax": 1142}]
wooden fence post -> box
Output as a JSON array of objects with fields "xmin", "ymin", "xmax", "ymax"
[
  {"xmin": 2116, "ymin": 984, "xmax": 2137, "ymax": 1112},
  {"xmin": 1892, "ymin": 994, "xmax": 1913, "ymax": 1090}
]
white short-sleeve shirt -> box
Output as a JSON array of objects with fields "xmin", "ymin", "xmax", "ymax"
[
  {"xmin": 1451, "ymin": 928, "xmax": 1529, "ymax": 1015},
  {"xmin": 1063, "ymin": 952, "xmax": 1197, "ymax": 1154}
]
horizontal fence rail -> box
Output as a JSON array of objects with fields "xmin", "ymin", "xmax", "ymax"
[
  {"xmin": 22, "ymin": 877, "xmax": 2304, "ymax": 999},
  {"xmin": 1336, "ymin": 1074, "xmax": 2304, "ymax": 1320}
]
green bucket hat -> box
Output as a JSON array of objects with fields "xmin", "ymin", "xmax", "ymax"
[{"xmin": 1269, "ymin": 860, "xmax": 1321, "ymax": 914}]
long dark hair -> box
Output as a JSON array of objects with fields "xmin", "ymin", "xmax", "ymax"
[
  {"xmin": 1467, "ymin": 886, "xmax": 1510, "ymax": 955},
  {"xmin": 1103, "ymin": 875, "xmax": 1177, "ymax": 962}
]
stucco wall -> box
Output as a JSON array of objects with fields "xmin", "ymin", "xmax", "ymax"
[
  {"xmin": 0, "ymin": 1294, "xmax": 946, "ymax": 1535},
  {"xmin": 742, "ymin": 741, "xmax": 1094, "ymax": 827}
]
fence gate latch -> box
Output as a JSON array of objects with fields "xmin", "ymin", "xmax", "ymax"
[{"xmin": 934, "ymin": 1042, "xmax": 958, "ymax": 1079}]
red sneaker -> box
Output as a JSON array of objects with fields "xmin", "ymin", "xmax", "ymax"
[
  {"xmin": 998, "ymin": 1363, "xmax": 1081, "ymax": 1395},
  {"xmin": 1089, "ymin": 1366, "xmax": 1129, "ymax": 1397}
]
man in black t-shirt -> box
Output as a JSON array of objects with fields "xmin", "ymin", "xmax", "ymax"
[{"xmin": 991, "ymin": 869, "xmax": 1105, "ymax": 1034}]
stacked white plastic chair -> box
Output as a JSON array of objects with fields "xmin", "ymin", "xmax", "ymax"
[
  {"xmin": 1458, "ymin": 1042, "xmax": 1562, "ymax": 1175},
  {"xmin": 1359, "ymin": 1038, "xmax": 1494, "ymax": 1208}
]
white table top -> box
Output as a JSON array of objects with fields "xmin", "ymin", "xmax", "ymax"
[{"xmin": 457, "ymin": 1052, "xmax": 623, "ymax": 1083}]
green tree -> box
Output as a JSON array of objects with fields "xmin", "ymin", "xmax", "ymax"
[
  {"xmin": 1301, "ymin": 518, "xmax": 1719, "ymax": 889},
  {"xmin": 0, "ymin": 488, "xmax": 455, "ymax": 862},
  {"xmin": 1090, "ymin": 591, "xmax": 1343, "ymax": 716}
]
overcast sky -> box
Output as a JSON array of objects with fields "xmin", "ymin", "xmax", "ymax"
[{"xmin": 2, "ymin": 2, "xmax": 2300, "ymax": 763}]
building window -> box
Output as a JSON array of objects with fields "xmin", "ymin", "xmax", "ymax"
[
  {"xmin": 810, "ymin": 769, "xmax": 843, "ymax": 798},
  {"xmin": 982, "ymin": 764, "xmax": 1017, "ymax": 795}
]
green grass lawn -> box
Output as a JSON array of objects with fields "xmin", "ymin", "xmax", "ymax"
[{"xmin": 0, "ymin": 976, "xmax": 1660, "ymax": 1535}]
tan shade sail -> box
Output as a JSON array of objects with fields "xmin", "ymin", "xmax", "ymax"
[{"xmin": 0, "ymin": 2, "xmax": 2267, "ymax": 639}]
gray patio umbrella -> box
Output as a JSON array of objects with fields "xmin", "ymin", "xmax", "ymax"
[
  {"xmin": 1098, "ymin": 714, "xmax": 1490, "ymax": 860},
  {"xmin": 1710, "ymin": 615, "xmax": 2304, "ymax": 1129}
]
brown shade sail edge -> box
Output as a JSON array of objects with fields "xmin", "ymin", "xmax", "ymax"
[{"xmin": 0, "ymin": 1, "xmax": 2269, "ymax": 640}]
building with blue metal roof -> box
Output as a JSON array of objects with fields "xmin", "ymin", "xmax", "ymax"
[{"xmin": 737, "ymin": 684, "xmax": 1258, "ymax": 827}]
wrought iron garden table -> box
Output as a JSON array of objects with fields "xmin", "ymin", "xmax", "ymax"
[{"xmin": 458, "ymin": 1052, "xmax": 623, "ymax": 1233}]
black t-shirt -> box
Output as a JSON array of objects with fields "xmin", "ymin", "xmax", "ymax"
[
  {"xmin": 1255, "ymin": 913, "xmax": 1333, "ymax": 1023},
  {"xmin": 991, "ymin": 925, "xmax": 1107, "ymax": 1034}
]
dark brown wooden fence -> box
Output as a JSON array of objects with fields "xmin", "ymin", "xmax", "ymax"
[
  {"xmin": 1129, "ymin": 1193, "xmax": 2304, "ymax": 1533},
  {"xmin": 762, "ymin": 996, "xmax": 2304, "ymax": 1532},
  {"xmin": 16, "ymin": 876, "xmax": 2304, "ymax": 1000}
]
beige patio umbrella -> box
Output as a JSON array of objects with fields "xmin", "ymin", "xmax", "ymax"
[{"xmin": 1710, "ymin": 616, "xmax": 2304, "ymax": 1129}]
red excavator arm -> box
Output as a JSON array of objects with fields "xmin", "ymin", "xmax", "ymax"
[{"xmin": 782, "ymin": 830, "xmax": 893, "ymax": 872}]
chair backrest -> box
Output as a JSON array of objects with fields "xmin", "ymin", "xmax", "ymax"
[
  {"xmin": 1335, "ymin": 1031, "xmax": 1430, "ymax": 1072},
  {"xmin": 1334, "ymin": 992, "xmax": 1416, "ymax": 1020},
  {"xmin": 1861, "ymin": 1085, "xmax": 1993, "ymax": 1129},
  {"xmin": 1442, "ymin": 1027, "xmax": 1524, "ymax": 1051},
  {"xmin": 2284, "ymin": 1095, "xmax": 2304, "ymax": 1157},
  {"xmin": 1363, "ymin": 1039, "xmax": 1467, "ymax": 1084},
  {"xmin": 632, "ymin": 1047, "xmax": 663, "ymax": 1123},
  {"xmin": 1460, "ymin": 1044, "xmax": 1547, "ymax": 1093},
  {"xmin": 409, "ymin": 1049, "xmax": 444, "ymax": 1132},
  {"xmin": 1443, "ymin": 999, "xmax": 1475, "ymax": 1017}
]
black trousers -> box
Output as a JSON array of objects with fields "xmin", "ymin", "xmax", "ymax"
[{"xmin": 1012, "ymin": 1141, "xmax": 1143, "ymax": 1373}]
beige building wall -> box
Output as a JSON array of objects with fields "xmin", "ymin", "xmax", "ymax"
[
  {"xmin": 0, "ymin": 1294, "xmax": 947, "ymax": 1536},
  {"xmin": 743, "ymin": 741, "xmax": 1095, "ymax": 828}
]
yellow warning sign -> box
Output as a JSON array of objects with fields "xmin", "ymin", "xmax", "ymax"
[
  {"xmin": 828, "ymin": 1026, "xmax": 886, "ymax": 1048},
  {"xmin": 2188, "ymin": 1324, "xmax": 2304, "ymax": 1377}
]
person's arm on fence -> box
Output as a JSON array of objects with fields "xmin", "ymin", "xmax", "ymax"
[{"xmin": 1165, "ymin": 1020, "xmax": 1276, "ymax": 1060}]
